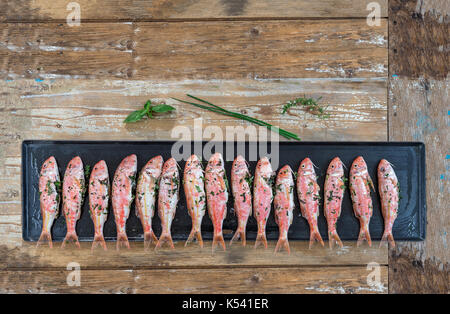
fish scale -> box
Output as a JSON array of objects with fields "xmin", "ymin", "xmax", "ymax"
[
  {"xmin": 112, "ymin": 154, "xmax": 137, "ymax": 250},
  {"xmin": 136, "ymin": 155, "xmax": 163, "ymax": 250},
  {"xmin": 230, "ymin": 155, "xmax": 252, "ymax": 247},
  {"xmin": 205, "ymin": 153, "xmax": 228, "ymax": 252},
  {"xmin": 61, "ymin": 156, "xmax": 85, "ymax": 248},
  {"xmin": 297, "ymin": 157, "xmax": 324, "ymax": 249},
  {"xmin": 89, "ymin": 160, "xmax": 110, "ymax": 251},
  {"xmin": 183, "ymin": 154, "xmax": 206, "ymax": 248},
  {"xmin": 324, "ymin": 157, "xmax": 345, "ymax": 249},
  {"xmin": 37, "ymin": 156, "xmax": 60, "ymax": 248},
  {"xmin": 349, "ymin": 156, "xmax": 375, "ymax": 247},
  {"xmin": 377, "ymin": 159, "xmax": 399, "ymax": 248}
]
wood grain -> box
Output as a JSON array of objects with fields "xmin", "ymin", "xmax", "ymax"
[
  {"xmin": 0, "ymin": 240, "xmax": 387, "ymax": 269},
  {"xmin": 0, "ymin": 20, "xmax": 387, "ymax": 80},
  {"xmin": 1, "ymin": 0, "xmax": 388, "ymax": 22},
  {"xmin": 388, "ymin": 0, "xmax": 449, "ymax": 294},
  {"xmin": 0, "ymin": 266, "xmax": 388, "ymax": 293}
]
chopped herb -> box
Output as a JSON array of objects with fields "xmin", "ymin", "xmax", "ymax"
[{"xmin": 282, "ymin": 95, "xmax": 330, "ymax": 119}]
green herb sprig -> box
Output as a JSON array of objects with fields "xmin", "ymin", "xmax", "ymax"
[
  {"xmin": 124, "ymin": 100, "xmax": 176, "ymax": 123},
  {"xmin": 172, "ymin": 94, "xmax": 301, "ymax": 141},
  {"xmin": 282, "ymin": 96, "xmax": 330, "ymax": 119}
]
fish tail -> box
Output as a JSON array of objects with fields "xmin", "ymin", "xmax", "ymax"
[
  {"xmin": 143, "ymin": 230, "xmax": 158, "ymax": 250},
  {"xmin": 274, "ymin": 237, "xmax": 290, "ymax": 255},
  {"xmin": 309, "ymin": 226, "xmax": 324, "ymax": 249},
  {"xmin": 230, "ymin": 226, "xmax": 246, "ymax": 247},
  {"xmin": 36, "ymin": 230, "xmax": 53, "ymax": 248},
  {"xmin": 61, "ymin": 232, "xmax": 80, "ymax": 249},
  {"xmin": 185, "ymin": 228, "xmax": 203, "ymax": 248},
  {"xmin": 380, "ymin": 230, "xmax": 395, "ymax": 248},
  {"xmin": 91, "ymin": 233, "xmax": 107, "ymax": 251},
  {"xmin": 357, "ymin": 224, "xmax": 372, "ymax": 247},
  {"xmin": 155, "ymin": 231, "xmax": 174, "ymax": 251},
  {"xmin": 328, "ymin": 230, "xmax": 343, "ymax": 249},
  {"xmin": 254, "ymin": 232, "xmax": 268, "ymax": 249},
  {"xmin": 212, "ymin": 231, "xmax": 226, "ymax": 252},
  {"xmin": 116, "ymin": 232, "xmax": 130, "ymax": 250}
]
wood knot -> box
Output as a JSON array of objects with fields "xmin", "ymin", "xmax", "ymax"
[
  {"xmin": 251, "ymin": 274, "xmax": 261, "ymax": 283},
  {"xmin": 241, "ymin": 109, "xmax": 248, "ymax": 114},
  {"xmin": 250, "ymin": 27, "xmax": 260, "ymax": 36}
]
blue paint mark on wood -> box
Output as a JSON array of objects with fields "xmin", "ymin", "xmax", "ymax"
[{"xmin": 35, "ymin": 78, "xmax": 44, "ymax": 82}]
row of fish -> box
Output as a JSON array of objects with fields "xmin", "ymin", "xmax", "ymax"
[{"xmin": 38, "ymin": 154, "xmax": 399, "ymax": 252}]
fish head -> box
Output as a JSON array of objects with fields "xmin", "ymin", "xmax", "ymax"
[
  {"xmin": 206, "ymin": 153, "xmax": 225, "ymax": 173},
  {"xmin": 91, "ymin": 160, "xmax": 108, "ymax": 180},
  {"xmin": 378, "ymin": 159, "xmax": 395, "ymax": 178},
  {"xmin": 65, "ymin": 156, "xmax": 83, "ymax": 177},
  {"xmin": 185, "ymin": 154, "xmax": 202, "ymax": 173},
  {"xmin": 163, "ymin": 157, "xmax": 179, "ymax": 175},
  {"xmin": 232, "ymin": 155, "xmax": 248, "ymax": 177},
  {"xmin": 327, "ymin": 157, "xmax": 344, "ymax": 177},
  {"xmin": 256, "ymin": 157, "xmax": 273, "ymax": 177},
  {"xmin": 298, "ymin": 158, "xmax": 315, "ymax": 176},
  {"xmin": 144, "ymin": 155, "xmax": 164, "ymax": 177},
  {"xmin": 119, "ymin": 154, "xmax": 137, "ymax": 176},
  {"xmin": 277, "ymin": 165, "xmax": 293, "ymax": 181},
  {"xmin": 351, "ymin": 156, "xmax": 368, "ymax": 176},
  {"xmin": 40, "ymin": 156, "xmax": 59, "ymax": 178}
]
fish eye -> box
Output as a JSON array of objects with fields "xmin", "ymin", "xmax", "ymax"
[
  {"xmin": 331, "ymin": 165, "xmax": 334, "ymax": 168},
  {"xmin": 354, "ymin": 164, "xmax": 358, "ymax": 168},
  {"xmin": 301, "ymin": 164, "xmax": 305, "ymax": 168}
]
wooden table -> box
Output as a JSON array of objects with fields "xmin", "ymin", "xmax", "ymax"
[{"xmin": 0, "ymin": 0, "xmax": 447, "ymax": 294}]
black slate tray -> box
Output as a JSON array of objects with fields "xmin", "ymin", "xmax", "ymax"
[{"xmin": 22, "ymin": 140, "xmax": 426, "ymax": 242}]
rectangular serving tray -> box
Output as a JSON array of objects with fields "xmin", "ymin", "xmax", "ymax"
[{"xmin": 22, "ymin": 140, "xmax": 426, "ymax": 242}]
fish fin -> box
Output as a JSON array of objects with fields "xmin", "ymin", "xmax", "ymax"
[
  {"xmin": 116, "ymin": 232, "xmax": 130, "ymax": 250},
  {"xmin": 185, "ymin": 229, "xmax": 203, "ymax": 248},
  {"xmin": 37, "ymin": 230, "xmax": 53, "ymax": 248},
  {"xmin": 380, "ymin": 230, "xmax": 395, "ymax": 248},
  {"xmin": 230, "ymin": 229, "xmax": 246, "ymax": 247},
  {"xmin": 91, "ymin": 233, "xmax": 107, "ymax": 251},
  {"xmin": 309, "ymin": 228, "xmax": 324, "ymax": 249},
  {"xmin": 357, "ymin": 225, "xmax": 372, "ymax": 247},
  {"xmin": 155, "ymin": 231, "xmax": 174, "ymax": 251},
  {"xmin": 61, "ymin": 232, "xmax": 80, "ymax": 249},
  {"xmin": 274, "ymin": 237, "xmax": 290, "ymax": 255},
  {"xmin": 254, "ymin": 232, "xmax": 268, "ymax": 249},
  {"xmin": 212, "ymin": 232, "xmax": 226, "ymax": 252},
  {"xmin": 144, "ymin": 230, "xmax": 158, "ymax": 250},
  {"xmin": 367, "ymin": 176, "xmax": 375, "ymax": 192},
  {"xmin": 328, "ymin": 230, "xmax": 343, "ymax": 249}
]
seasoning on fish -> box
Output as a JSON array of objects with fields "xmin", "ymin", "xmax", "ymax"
[
  {"xmin": 324, "ymin": 157, "xmax": 345, "ymax": 249},
  {"xmin": 136, "ymin": 156, "xmax": 163, "ymax": 250},
  {"xmin": 61, "ymin": 156, "xmax": 85, "ymax": 248},
  {"xmin": 349, "ymin": 156, "xmax": 375, "ymax": 247},
  {"xmin": 89, "ymin": 160, "xmax": 110, "ymax": 251},
  {"xmin": 273, "ymin": 165, "xmax": 295, "ymax": 254},
  {"xmin": 155, "ymin": 157, "xmax": 180, "ymax": 250},
  {"xmin": 297, "ymin": 158, "xmax": 324, "ymax": 248},
  {"xmin": 378, "ymin": 159, "xmax": 399, "ymax": 248},
  {"xmin": 230, "ymin": 155, "xmax": 252, "ymax": 247},
  {"xmin": 183, "ymin": 155, "xmax": 206, "ymax": 248},
  {"xmin": 37, "ymin": 156, "xmax": 60, "ymax": 248},
  {"xmin": 253, "ymin": 157, "xmax": 274, "ymax": 249},
  {"xmin": 112, "ymin": 154, "xmax": 137, "ymax": 250},
  {"xmin": 205, "ymin": 153, "xmax": 228, "ymax": 252}
]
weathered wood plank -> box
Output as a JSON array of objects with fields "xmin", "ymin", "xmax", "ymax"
[
  {"xmin": 1, "ymin": 0, "xmax": 388, "ymax": 21},
  {"xmin": 388, "ymin": 0, "xmax": 449, "ymax": 294},
  {"xmin": 0, "ymin": 266, "xmax": 388, "ymax": 293},
  {"xmin": 0, "ymin": 78, "xmax": 387, "ymax": 147},
  {"xmin": 0, "ymin": 236, "xmax": 388, "ymax": 269},
  {"xmin": 0, "ymin": 20, "xmax": 388, "ymax": 80}
]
